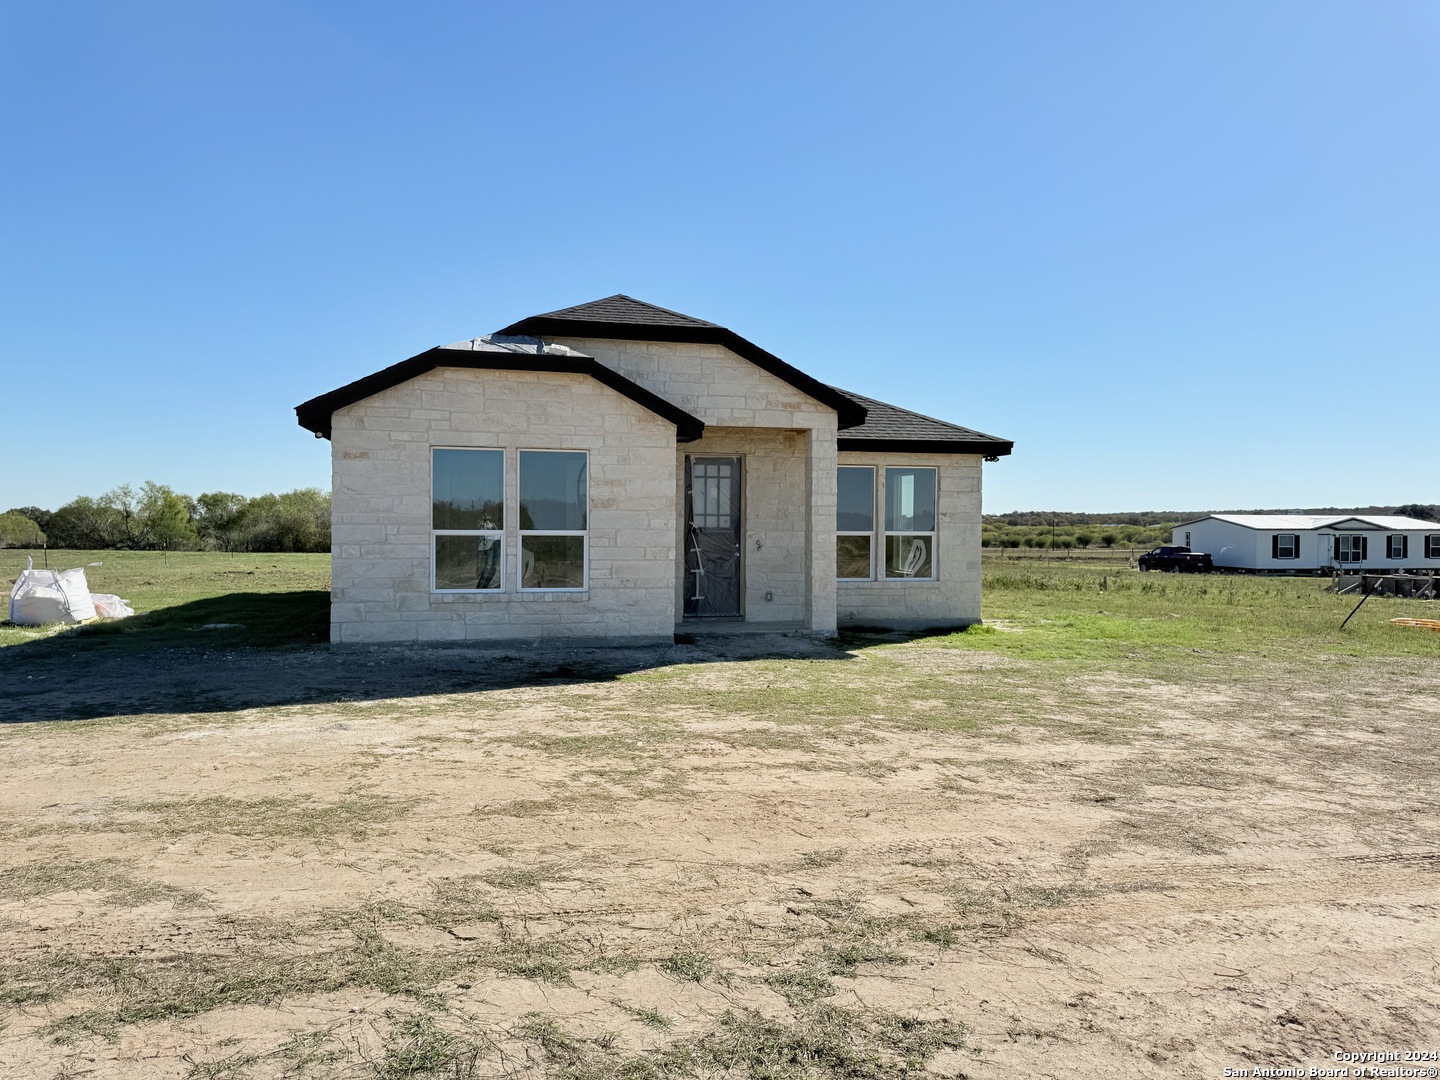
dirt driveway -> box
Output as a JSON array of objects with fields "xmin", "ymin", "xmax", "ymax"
[{"xmin": 1, "ymin": 635, "xmax": 1437, "ymax": 1078}]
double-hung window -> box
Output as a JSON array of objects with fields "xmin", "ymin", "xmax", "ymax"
[
  {"xmin": 884, "ymin": 467, "xmax": 936, "ymax": 579},
  {"xmin": 519, "ymin": 450, "xmax": 588, "ymax": 591},
  {"xmin": 432, "ymin": 448, "xmax": 504, "ymax": 591},
  {"xmin": 1336, "ymin": 534, "xmax": 1367, "ymax": 564},
  {"xmin": 1273, "ymin": 533, "xmax": 1298, "ymax": 560},
  {"xmin": 836, "ymin": 466, "xmax": 876, "ymax": 579},
  {"xmin": 1428, "ymin": 535, "xmax": 1440, "ymax": 560},
  {"xmin": 1387, "ymin": 534, "xmax": 1408, "ymax": 560}
]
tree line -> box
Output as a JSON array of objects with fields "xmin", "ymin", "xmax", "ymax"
[
  {"xmin": 0, "ymin": 484, "xmax": 331, "ymax": 552},
  {"xmin": 982, "ymin": 521, "xmax": 1175, "ymax": 553}
]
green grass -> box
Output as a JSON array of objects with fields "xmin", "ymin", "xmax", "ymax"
[
  {"xmin": 659, "ymin": 948, "xmax": 716, "ymax": 983},
  {"xmin": 939, "ymin": 558, "xmax": 1440, "ymax": 665},
  {"xmin": 0, "ymin": 858, "xmax": 203, "ymax": 907},
  {"xmin": 7, "ymin": 549, "xmax": 1428, "ymax": 664},
  {"xmin": 111, "ymin": 793, "xmax": 412, "ymax": 841},
  {"xmin": 0, "ymin": 549, "xmax": 329, "ymax": 650}
]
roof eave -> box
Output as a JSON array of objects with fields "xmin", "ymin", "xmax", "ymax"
[
  {"xmin": 836, "ymin": 436, "xmax": 1014, "ymax": 457},
  {"xmin": 294, "ymin": 347, "xmax": 705, "ymax": 443}
]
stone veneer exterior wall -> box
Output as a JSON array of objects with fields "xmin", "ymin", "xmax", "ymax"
[
  {"xmin": 325, "ymin": 338, "xmax": 984, "ymax": 643},
  {"xmin": 329, "ymin": 367, "xmax": 678, "ymax": 644},
  {"xmin": 834, "ymin": 451, "xmax": 984, "ymax": 629},
  {"xmin": 553, "ymin": 337, "xmax": 840, "ymax": 634}
]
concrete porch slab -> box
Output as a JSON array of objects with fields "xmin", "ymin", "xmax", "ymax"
[{"xmin": 675, "ymin": 620, "xmax": 811, "ymax": 637}]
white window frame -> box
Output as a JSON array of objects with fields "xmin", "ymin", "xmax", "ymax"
[
  {"xmin": 1387, "ymin": 534, "xmax": 1406, "ymax": 560},
  {"xmin": 1427, "ymin": 535, "xmax": 1440, "ymax": 560},
  {"xmin": 518, "ymin": 448, "xmax": 589, "ymax": 593},
  {"xmin": 882, "ymin": 467, "xmax": 938, "ymax": 582},
  {"xmin": 1338, "ymin": 534, "xmax": 1365, "ymax": 564},
  {"xmin": 836, "ymin": 465, "xmax": 876, "ymax": 581},
  {"xmin": 1275, "ymin": 533, "xmax": 1298, "ymax": 560},
  {"xmin": 431, "ymin": 446, "xmax": 504, "ymax": 594}
]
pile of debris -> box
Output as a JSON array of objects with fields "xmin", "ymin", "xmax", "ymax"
[{"xmin": 7, "ymin": 557, "xmax": 134, "ymax": 626}]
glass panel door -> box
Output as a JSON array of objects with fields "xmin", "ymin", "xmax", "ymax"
[{"xmin": 684, "ymin": 456, "xmax": 742, "ymax": 617}]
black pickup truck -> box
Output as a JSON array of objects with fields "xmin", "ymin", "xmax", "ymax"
[{"xmin": 1137, "ymin": 546, "xmax": 1214, "ymax": 572}]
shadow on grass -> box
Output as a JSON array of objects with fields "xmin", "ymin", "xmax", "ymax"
[
  {"xmin": 0, "ymin": 591, "xmax": 859, "ymax": 725},
  {"xmin": 9, "ymin": 590, "xmax": 333, "ymax": 653}
]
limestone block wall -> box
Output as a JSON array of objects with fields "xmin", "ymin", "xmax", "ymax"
[
  {"xmin": 329, "ymin": 368, "xmax": 678, "ymax": 645},
  {"xmin": 677, "ymin": 428, "xmax": 812, "ymax": 625},
  {"xmin": 552, "ymin": 337, "xmax": 837, "ymax": 431},
  {"xmin": 557, "ymin": 337, "xmax": 841, "ymax": 630},
  {"xmin": 834, "ymin": 452, "xmax": 984, "ymax": 629}
]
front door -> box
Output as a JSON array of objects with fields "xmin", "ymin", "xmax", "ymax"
[{"xmin": 684, "ymin": 456, "xmax": 742, "ymax": 618}]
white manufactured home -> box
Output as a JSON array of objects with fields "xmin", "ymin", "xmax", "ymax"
[{"xmin": 1173, "ymin": 514, "xmax": 1440, "ymax": 573}]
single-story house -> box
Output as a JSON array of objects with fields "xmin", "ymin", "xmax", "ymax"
[
  {"xmin": 1174, "ymin": 513, "xmax": 1440, "ymax": 573},
  {"xmin": 296, "ymin": 295, "xmax": 1013, "ymax": 645}
]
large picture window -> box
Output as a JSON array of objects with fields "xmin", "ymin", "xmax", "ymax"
[
  {"xmin": 432, "ymin": 448, "xmax": 504, "ymax": 591},
  {"xmin": 884, "ymin": 467, "xmax": 936, "ymax": 579},
  {"xmin": 836, "ymin": 466, "xmax": 875, "ymax": 579},
  {"xmin": 519, "ymin": 450, "xmax": 588, "ymax": 591}
]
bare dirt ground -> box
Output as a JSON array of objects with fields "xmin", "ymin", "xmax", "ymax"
[{"xmin": 1, "ymin": 635, "xmax": 1437, "ymax": 1078}]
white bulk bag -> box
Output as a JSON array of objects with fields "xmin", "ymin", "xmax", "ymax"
[{"xmin": 7, "ymin": 558, "xmax": 98, "ymax": 626}]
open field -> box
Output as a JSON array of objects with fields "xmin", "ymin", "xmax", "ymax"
[
  {"xmin": 1, "ymin": 554, "xmax": 1437, "ymax": 1078},
  {"xmin": 0, "ymin": 550, "xmax": 330, "ymax": 651}
]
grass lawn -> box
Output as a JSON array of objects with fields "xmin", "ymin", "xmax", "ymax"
[
  {"xmin": 0, "ymin": 552, "xmax": 1436, "ymax": 1078},
  {"xmin": 960, "ymin": 556, "xmax": 1440, "ymax": 664},
  {"xmin": 0, "ymin": 549, "xmax": 329, "ymax": 650}
]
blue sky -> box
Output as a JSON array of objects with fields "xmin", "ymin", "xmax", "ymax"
[{"xmin": 3, "ymin": 1, "xmax": 1436, "ymax": 514}]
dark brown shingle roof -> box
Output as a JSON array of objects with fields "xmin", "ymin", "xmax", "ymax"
[
  {"xmin": 513, "ymin": 294, "xmax": 722, "ymax": 330},
  {"xmin": 832, "ymin": 388, "xmax": 1012, "ymax": 457},
  {"xmin": 295, "ymin": 298, "xmax": 1013, "ymax": 457}
]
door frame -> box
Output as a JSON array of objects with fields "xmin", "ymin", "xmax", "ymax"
[{"xmin": 682, "ymin": 454, "xmax": 744, "ymax": 619}]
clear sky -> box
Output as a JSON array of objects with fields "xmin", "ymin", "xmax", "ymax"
[{"xmin": 3, "ymin": 1, "xmax": 1436, "ymax": 514}]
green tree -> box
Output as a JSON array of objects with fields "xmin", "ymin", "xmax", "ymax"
[
  {"xmin": 1395, "ymin": 503, "xmax": 1439, "ymax": 523},
  {"xmin": 1076, "ymin": 533, "xmax": 1093, "ymax": 549},
  {"xmin": 0, "ymin": 512, "xmax": 45, "ymax": 548},
  {"xmin": 101, "ymin": 483, "xmax": 147, "ymax": 547},
  {"xmin": 138, "ymin": 482, "xmax": 198, "ymax": 550},
  {"xmin": 243, "ymin": 488, "xmax": 331, "ymax": 552},
  {"xmin": 196, "ymin": 492, "xmax": 250, "ymax": 552},
  {"xmin": 5, "ymin": 506, "xmax": 53, "ymax": 532},
  {"xmin": 47, "ymin": 496, "xmax": 126, "ymax": 548},
  {"xmin": 1100, "ymin": 532, "xmax": 1118, "ymax": 548}
]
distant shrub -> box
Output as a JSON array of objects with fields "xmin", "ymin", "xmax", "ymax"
[{"xmin": 0, "ymin": 512, "xmax": 44, "ymax": 548}]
